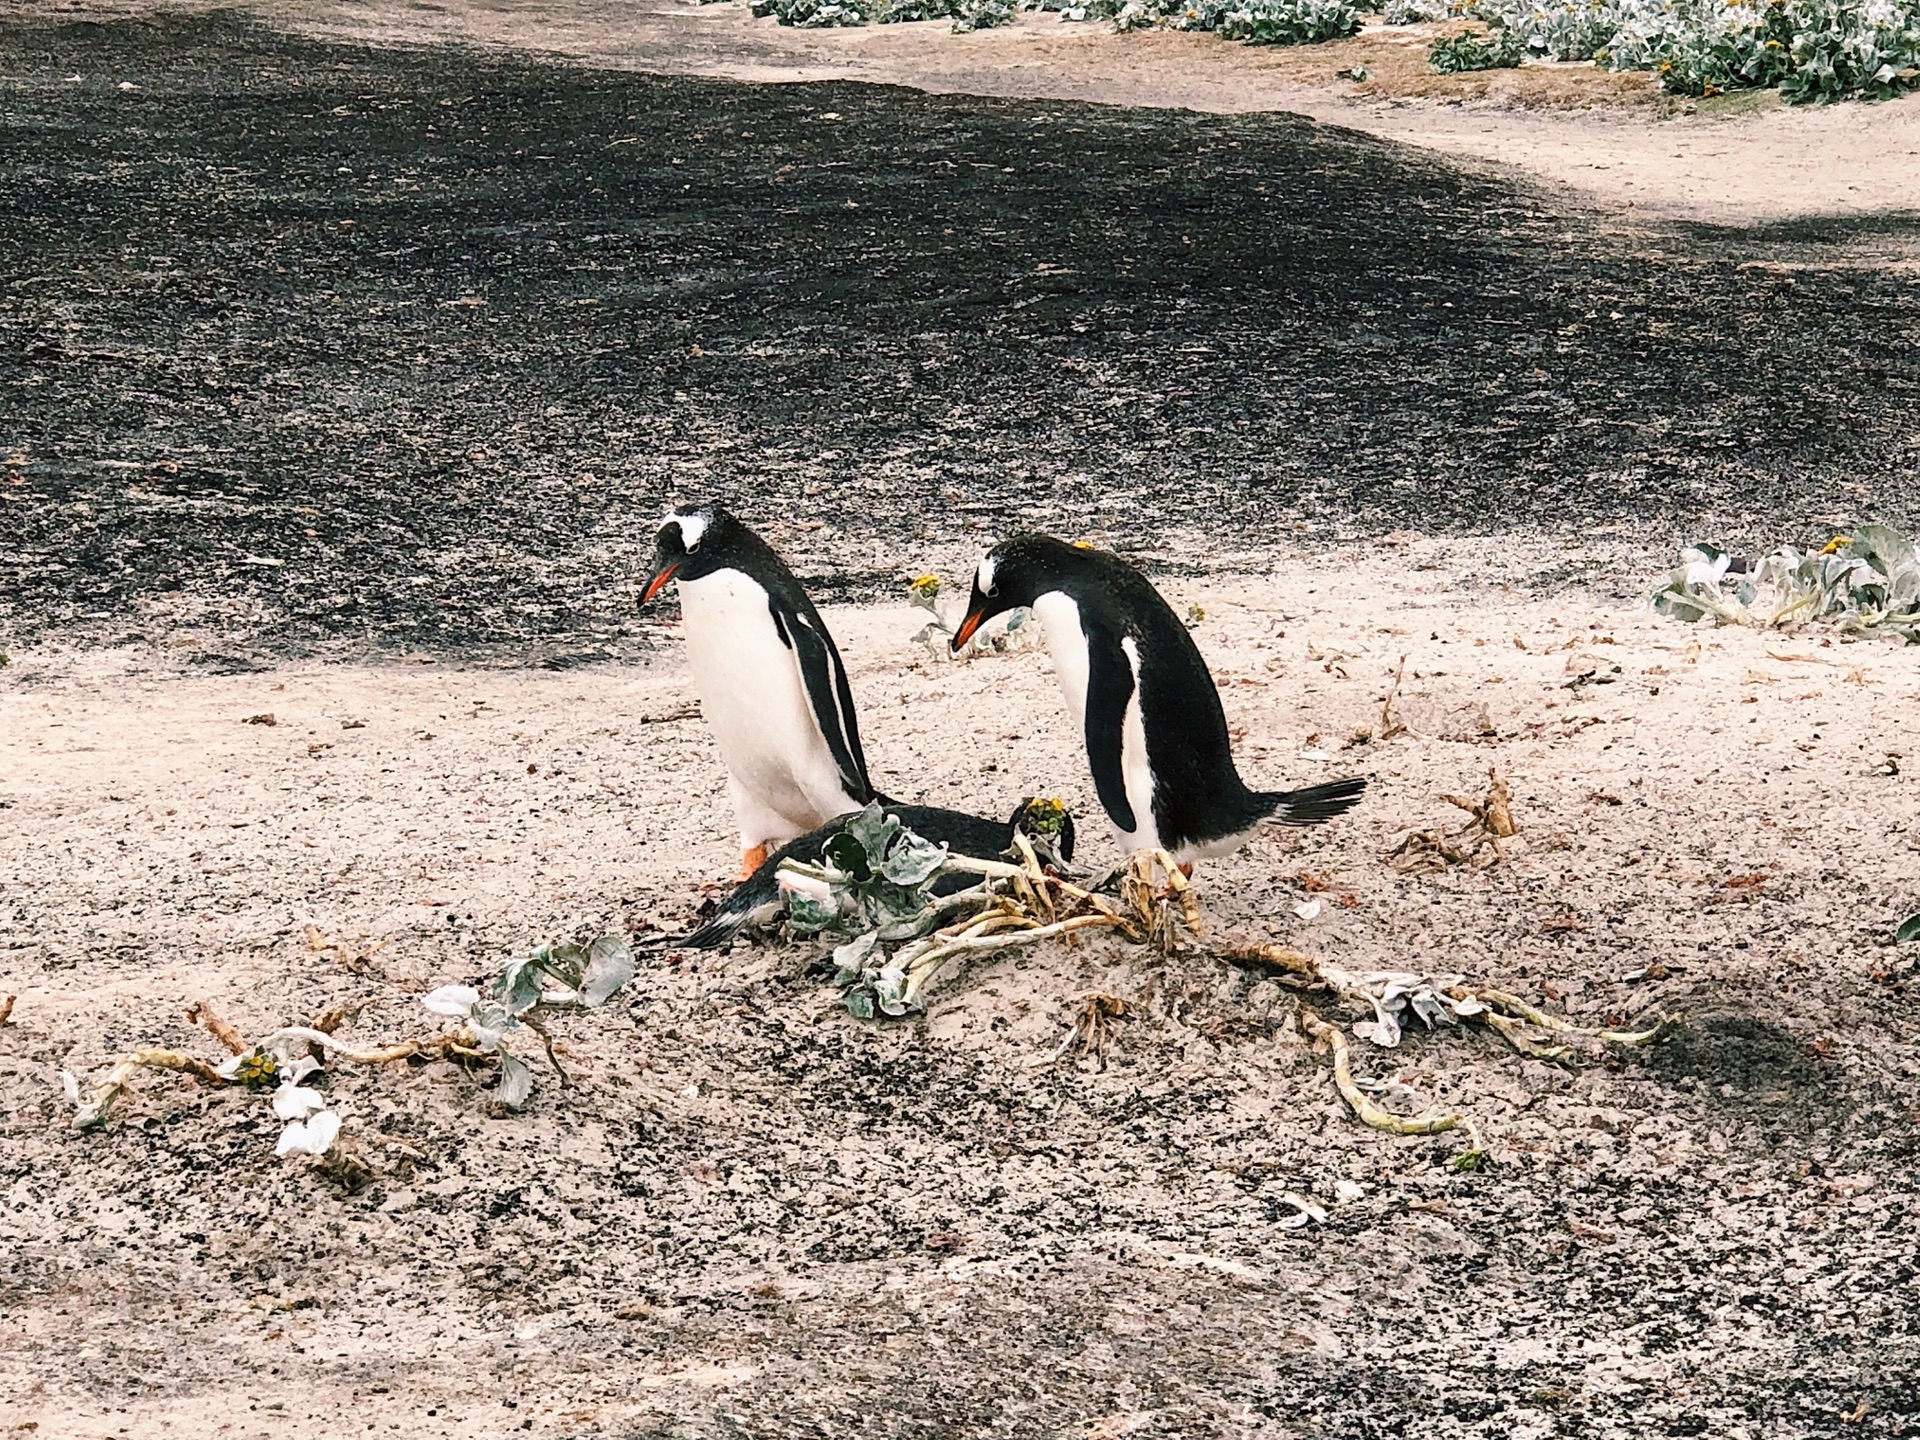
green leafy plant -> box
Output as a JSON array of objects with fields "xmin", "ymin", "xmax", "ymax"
[
  {"xmin": 1651, "ymin": 526, "xmax": 1920, "ymax": 643},
  {"xmin": 422, "ymin": 934, "xmax": 635, "ymax": 1111},
  {"xmin": 905, "ymin": 572, "xmax": 1033, "ymax": 658},
  {"xmin": 776, "ymin": 801, "xmax": 1129, "ymax": 1017},
  {"xmin": 1897, "ymin": 911, "xmax": 1920, "ymax": 944},
  {"xmin": 1430, "ymin": 23, "xmax": 1527, "ymax": 68},
  {"xmin": 1473, "ymin": 0, "xmax": 1920, "ymax": 101}
]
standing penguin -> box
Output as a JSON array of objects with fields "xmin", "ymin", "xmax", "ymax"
[
  {"xmin": 950, "ymin": 534, "xmax": 1366, "ymax": 865},
  {"xmin": 641, "ymin": 503, "xmax": 876, "ymax": 877}
]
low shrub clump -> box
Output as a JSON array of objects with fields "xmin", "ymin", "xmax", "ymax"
[
  {"xmin": 748, "ymin": 0, "xmax": 1013, "ymax": 29},
  {"xmin": 743, "ymin": 0, "xmax": 1920, "ymax": 101},
  {"xmin": 1458, "ymin": 0, "xmax": 1920, "ymax": 99},
  {"xmin": 1428, "ymin": 22, "xmax": 1526, "ymax": 65}
]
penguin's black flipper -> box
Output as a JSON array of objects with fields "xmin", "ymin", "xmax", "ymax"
[
  {"xmin": 1082, "ymin": 621, "xmax": 1140, "ymax": 834},
  {"xmin": 1258, "ymin": 776, "xmax": 1368, "ymax": 827},
  {"xmin": 770, "ymin": 600, "xmax": 874, "ymax": 803}
]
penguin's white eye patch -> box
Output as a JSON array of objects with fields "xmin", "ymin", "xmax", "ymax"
[
  {"xmin": 977, "ymin": 554, "xmax": 999, "ymax": 597},
  {"xmin": 664, "ymin": 510, "xmax": 710, "ymax": 552}
]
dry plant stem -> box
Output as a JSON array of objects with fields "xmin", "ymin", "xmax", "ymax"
[
  {"xmin": 185, "ymin": 1001, "xmax": 249, "ymax": 1055},
  {"xmin": 519, "ymin": 1013, "xmax": 571, "ymax": 1088},
  {"xmin": 1456, "ymin": 987, "xmax": 1670, "ymax": 1046},
  {"xmin": 901, "ymin": 912, "xmax": 1125, "ymax": 1004},
  {"xmin": 255, "ymin": 1025, "xmax": 477, "ymax": 1065},
  {"xmin": 1479, "ymin": 1008, "xmax": 1573, "ymax": 1061},
  {"xmin": 1153, "ymin": 850, "xmax": 1205, "ymax": 937},
  {"xmin": 308, "ymin": 999, "xmax": 371, "ymax": 1035},
  {"xmin": 1009, "ymin": 832, "xmax": 1059, "ymax": 924},
  {"xmin": 74, "ymin": 1049, "xmax": 233, "ymax": 1131},
  {"xmin": 1380, "ymin": 655, "xmax": 1409, "ymax": 740},
  {"xmin": 1299, "ymin": 1006, "xmax": 1462, "ymax": 1136}
]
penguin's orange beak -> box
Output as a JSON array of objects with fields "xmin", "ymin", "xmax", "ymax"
[
  {"xmin": 640, "ymin": 562, "xmax": 681, "ymax": 606},
  {"xmin": 950, "ymin": 609, "xmax": 986, "ymax": 651}
]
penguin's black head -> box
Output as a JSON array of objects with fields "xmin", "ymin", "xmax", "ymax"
[
  {"xmin": 641, "ymin": 504, "xmax": 739, "ymax": 605},
  {"xmin": 952, "ymin": 533, "xmax": 1083, "ymax": 650},
  {"xmin": 1008, "ymin": 795, "xmax": 1076, "ymax": 866}
]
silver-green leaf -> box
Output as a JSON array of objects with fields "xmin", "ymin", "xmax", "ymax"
[{"xmin": 580, "ymin": 935, "xmax": 635, "ymax": 1007}]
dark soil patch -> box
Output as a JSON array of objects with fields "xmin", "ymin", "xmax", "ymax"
[{"xmin": 2, "ymin": 15, "xmax": 1919, "ymax": 658}]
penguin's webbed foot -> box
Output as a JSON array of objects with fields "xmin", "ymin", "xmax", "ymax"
[{"xmin": 739, "ymin": 843, "xmax": 770, "ymax": 881}]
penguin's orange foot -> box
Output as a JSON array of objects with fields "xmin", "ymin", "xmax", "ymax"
[{"xmin": 738, "ymin": 844, "xmax": 770, "ymax": 881}]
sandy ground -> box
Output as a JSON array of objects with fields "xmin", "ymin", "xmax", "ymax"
[
  {"xmin": 22, "ymin": 0, "xmax": 1920, "ymax": 228},
  {"xmin": 5, "ymin": 535, "xmax": 1919, "ymax": 1437},
  {"xmin": 5, "ymin": 7, "xmax": 1920, "ymax": 1435}
]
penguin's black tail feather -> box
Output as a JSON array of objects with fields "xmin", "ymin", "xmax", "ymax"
[{"xmin": 1259, "ymin": 776, "xmax": 1368, "ymax": 827}]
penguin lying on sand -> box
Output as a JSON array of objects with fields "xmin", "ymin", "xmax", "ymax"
[
  {"xmin": 651, "ymin": 799, "xmax": 1077, "ymax": 951},
  {"xmin": 951, "ymin": 534, "xmax": 1366, "ymax": 866},
  {"xmin": 641, "ymin": 503, "xmax": 876, "ymax": 878}
]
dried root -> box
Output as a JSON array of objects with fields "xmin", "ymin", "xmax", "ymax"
[
  {"xmin": 74, "ymin": 1049, "xmax": 234, "ymax": 1131},
  {"xmin": 1379, "ymin": 655, "xmax": 1410, "ymax": 741},
  {"xmin": 1387, "ymin": 768, "xmax": 1516, "ymax": 875},
  {"xmin": 1298, "ymin": 1006, "xmax": 1461, "ymax": 1136},
  {"xmin": 1051, "ymin": 992, "xmax": 1130, "ymax": 1067}
]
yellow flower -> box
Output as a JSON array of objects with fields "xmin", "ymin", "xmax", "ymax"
[
  {"xmin": 1821, "ymin": 534, "xmax": 1853, "ymax": 554},
  {"xmin": 908, "ymin": 573, "xmax": 940, "ymax": 599},
  {"xmin": 1022, "ymin": 796, "xmax": 1069, "ymax": 835},
  {"xmin": 235, "ymin": 1051, "xmax": 279, "ymax": 1088}
]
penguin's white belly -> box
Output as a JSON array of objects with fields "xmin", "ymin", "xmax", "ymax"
[
  {"xmin": 677, "ymin": 568, "xmax": 859, "ymax": 844},
  {"xmin": 1032, "ymin": 592, "xmax": 1161, "ymax": 854}
]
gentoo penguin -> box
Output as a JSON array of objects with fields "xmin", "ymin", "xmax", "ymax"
[
  {"xmin": 652, "ymin": 798, "xmax": 1077, "ymax": 950},
  {"xmin": 641, "ymin": 503, "xmax": 876, "ymax": 877},
  {"xmin": 951, "ymin": 534, "xmax": 1366, "ymax": 864}
]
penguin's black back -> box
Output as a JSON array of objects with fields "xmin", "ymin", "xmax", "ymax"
[
  {"xmin": 1069, "ymin": 551, "xmax": 1272, "ymax": 849},
  {"xmin": 992, "ymin": 537, "xmax": 1362, "ymax": 851}
]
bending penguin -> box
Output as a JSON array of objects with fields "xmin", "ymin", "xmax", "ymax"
[
  {"xmin": 951, "ymin": 534, "xmax": 1366, "ymax": 866},
  {"xmin": 641, "ymin": 503, "xmax": 876, "ymax": 878},
  {"xmin": 650, "ymin": 798, "xmax": 1076, "ymax": 951}
]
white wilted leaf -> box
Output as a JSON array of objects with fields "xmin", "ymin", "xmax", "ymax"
[
  {"xmin": 1274, "ymin": 1192, "xmax": 1329, "ymax": 1229},
  {"xmin": 878, "ymin": 830, "xmax": 947, "ymax": 886},
  {"xmin": 271, "ymin": 1083, "xmax": 326, "ymax": 1120},
  {"xmin": 280, "ymin": 1055, "xmax": 322, "ymax": 1084},
  {"xmin": 1293, "ymin": 898, "xmax": 1322, "ymax": 922},
  {"xmin": 61, "ymin": 1069, "xmax": 80, "ymax": 1104},
  {"xmin": 422, "ymin": 984, "xmax": 480, "ymax": 1017},
  {"xmin": 275, "ymin": 1109, "xmax": 341, "ymax": 1158},
  {"xmin": 495, "ymin": 1053, "xmax": 534, "ymax": 1111}
]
